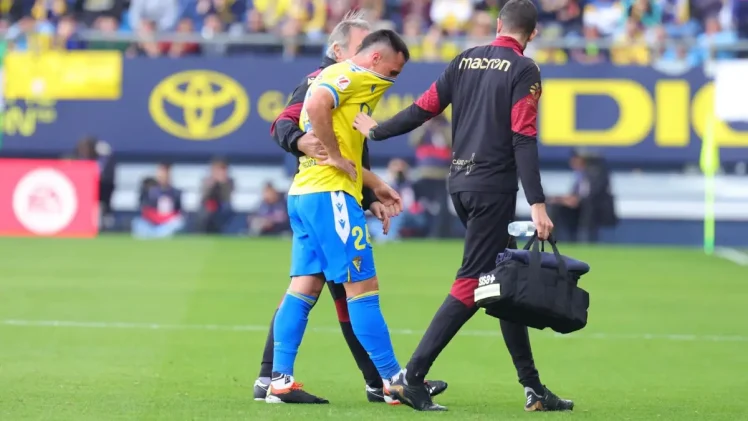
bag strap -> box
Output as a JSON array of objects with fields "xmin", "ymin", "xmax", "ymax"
[
  {"xmin": 522, "ymin": 232, "xmax": 545, "ymax": 251},
  {"xmin": 526, "ymin": 233, "xmax": 569, "ymax": 278},
  {"xmin": 523, "ymin": 232, "xmax": 546, "ymax": 252},
  {"xmin": 546, "ymin": 235, "xmax": 569, "ymax": 278}
]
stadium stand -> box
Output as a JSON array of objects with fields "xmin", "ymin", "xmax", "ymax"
[
  {"xmin": 112, "ymin": 164, "xmax": 748, "ymax": 221},
  {"xmin": 3, "ymin": 0, "xmax": 745, "ymax": 66},
  {"xmin": 3, "ymin": 0, "xmax": 747, "ymax": 246}
]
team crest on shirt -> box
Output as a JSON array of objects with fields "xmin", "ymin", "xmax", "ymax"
[
  {"xmin": 335, "ymin": 75, "xmax": 351, "ymax": 91},
  {"xmin": 352, "ymin": 256, "xmax": 362, "ymax": 272},
  {"xmin": 529, "ymin": 83, "xmax": 541, "ymax": 100},
  {"xmin": 527, "ymin": 82, "xmax": 541, "ymax": 106}
]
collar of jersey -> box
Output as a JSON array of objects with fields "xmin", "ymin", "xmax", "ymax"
[
  {"xmin": 491, "ymin": 36, "xmax": 524, "ymax": 55},
  {"xmin": 345, "ymin": 60, "xmax": 395, "ymax": 83}
]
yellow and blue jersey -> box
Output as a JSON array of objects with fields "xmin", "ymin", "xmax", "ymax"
[
  {"xmin": 289, "ymin": 60, "xmax": 394, "ymax": 205},
  {"xmin": 287, "ymin": 61, "xmax": 396, "ymax": 283}
]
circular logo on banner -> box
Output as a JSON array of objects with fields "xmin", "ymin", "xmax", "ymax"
[
  {"xmin": 149, "ymin": 70, "xmax": 250, "ymax": 141},
  {"xmin": 13, "ymin": 168, "xmax": 78, "ymax": 235}
]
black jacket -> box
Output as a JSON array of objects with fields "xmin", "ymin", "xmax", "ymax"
[{"xmin": 369, "ymin": 36, "xmax": 545, "ymax": 205}]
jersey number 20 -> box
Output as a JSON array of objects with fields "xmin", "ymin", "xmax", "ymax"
[{"xmin": 352, "ymin": 225, "xmax": 371, "ymax": 250}]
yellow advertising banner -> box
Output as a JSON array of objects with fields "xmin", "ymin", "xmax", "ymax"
[{"xmin": 4, "ymin": 51, "xmax": 122, "ymax": 100}]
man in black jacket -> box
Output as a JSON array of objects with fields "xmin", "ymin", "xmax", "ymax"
[
  {"xmin": 353, "ymin": 0, "xmax": 573, "ymax": 412},
  {"xmin": 253, "ymin": 11, "xmax": 447, "ymax": 404}
]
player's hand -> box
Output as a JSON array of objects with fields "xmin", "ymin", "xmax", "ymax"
[
  {"xmin": 369, "ymin": 202, "xmax": 391, "ymax": 235},
  {"xmin": 353, "ymin": 113, "xmax": 378, "ymax": 138},
  {"xmin": 297, "ymin": 133, "xmax": 327, "ymax": 160},
  {"xmin": 373, "ymin": 184, "xmax": 403, "ymax": 218},
  {"xmin": 530, "ymin": 203, "xmax": 554, "ymax": 241},
  {"xmin": 318, "ymin": 154, "xmax": 357, "ymax": 181}
]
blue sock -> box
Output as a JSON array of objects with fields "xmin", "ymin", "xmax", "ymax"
[
  {"xmin": 272, "ymin": 291, "xmax": 317, "ymax": 376},
  {"xmin": 347, "ymin": 292, "xmax": 401, "ymax": 379}
]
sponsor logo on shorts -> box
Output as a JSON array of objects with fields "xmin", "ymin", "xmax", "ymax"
[{"xmin": 352, "ymin": 256, "xmax": 362, "ymax": 272}]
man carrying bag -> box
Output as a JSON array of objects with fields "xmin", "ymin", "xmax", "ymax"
[{"xmin": 474, "ymin": 234, "xmax": 591, "ymax": 334}]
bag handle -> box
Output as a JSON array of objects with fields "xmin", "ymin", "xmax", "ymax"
[{"xmin": 525, "ymin": 233, "xmax": 569, "ymax": 278}]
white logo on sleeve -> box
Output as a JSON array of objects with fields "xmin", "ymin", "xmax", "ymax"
[
  {"xmin": 335, "ymin": 75, "xmax": 351, "ymax": 91},
  {"xmin": 13, "ymin": 168, "xmax": 78, "ymax": 235}
]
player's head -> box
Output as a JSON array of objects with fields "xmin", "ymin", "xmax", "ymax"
[
  {"xmin": 354, "ymin": 29, "xmax": 410, "ymax": 78},
  {"xmin": 497, "ymin": 0, "xmax": 539, "ymax": 46},
  {"xmin": 326, "ymin": 10, "xmax": 371, "ymax": 62},
  {"xmin": 156, "ymin": 162, "xmax": 172, "ymax": 186}
]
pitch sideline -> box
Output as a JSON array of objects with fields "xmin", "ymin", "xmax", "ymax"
[
  {"xmin": 2, "ymin": 319, "xmax": 747, "ymax": 343},
  {"xmin": 714, "ymin": 247, "xmax": 748, "ymax": 266}
]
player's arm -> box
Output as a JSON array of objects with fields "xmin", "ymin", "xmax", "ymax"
[
  {"xmin": 511, "ymin": 62, "xmax": 545, "ymax": 206},
  {"xmin": 270, "ymin": 80, "xmax": 308, "ymax": 157},
  {"xmin": 362, "ymin": 167, "xmax": 386, "ymax": 189},
  {"xmin": 363, "ymin": 168, "xmax": 403, "ymax": 216},
  {"xmin": 360, "ymin": 140, "xmax": 379, "ymax": 211},
  {"xmin": 304, "ymin": 88, "xmax": 342, "ymax": 157},
  {"xmin": 365, "ymin": 57, "xmax": 458, "ymax": 140}
]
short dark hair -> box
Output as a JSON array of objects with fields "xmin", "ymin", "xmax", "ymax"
[
  {"xmin": 211, "ymin": 156, "xmax": 228, "ymax": 168},
  {"xmin": 357, "ymin": 29, "xmax": 410, "ymax": 62},
  {"xmin": 499, "ymin": 0, "xmax": 538, "ymax": 37}
]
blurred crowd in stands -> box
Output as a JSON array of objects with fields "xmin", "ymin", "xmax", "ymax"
[{"xmin": 1, "ymin": 0, "xmax": 746, "ymax": 65}]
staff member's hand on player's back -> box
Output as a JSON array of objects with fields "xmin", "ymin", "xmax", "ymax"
[
  {"xmin": 298, "ymin": 133, "xmax": 357, "ymax": 180},
  {"xmin": 531, "ymin": 203, "xmax": 554, "ymax": 240},
  {"xmin": 297, "ymin": 133, "xmax": 327, "ymax": 160}
]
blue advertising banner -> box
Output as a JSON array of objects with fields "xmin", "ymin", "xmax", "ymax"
[{"xmin": 3, "ymin": 57, "xmax": 748, "ymax": 164}]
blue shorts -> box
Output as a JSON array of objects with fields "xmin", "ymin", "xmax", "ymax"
[{"xmin": 288, "ymin": 191, "xmax": 376, "ymax": 283}]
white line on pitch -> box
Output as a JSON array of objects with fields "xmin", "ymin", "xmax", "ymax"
[
  {"xmin": 715, "ymin": 247, "xmax": 748, "ymax": 266},
  {"xmin": 2, "ymin": 319, "xmax": 747, "ymax": 343}
]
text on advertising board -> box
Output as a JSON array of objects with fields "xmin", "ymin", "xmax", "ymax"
[
  {"xmin": 2, "ymin": 59, "xmax": 747, "ymax": 164},
  {"xmin": 542, "ymin": 80, "xmax": 748, "ymax": 147}
]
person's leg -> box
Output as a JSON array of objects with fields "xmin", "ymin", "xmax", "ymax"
[
  {"xmin": 263, "ymin": 194, "xmax": 329, "ymax": 404},
  {"xmin": 394, "ymin": 192, "xmax": 522, "ymax": 410},
  {"xmin": 405, "ymin": 192, "xmax": 512, "ymax": 383},
  {"xmin": 271, "ymin": 275, "xmax": 325, "ymax": 380},
  {"xmin": 256, "ymin": 200, "xmax": 313, "ymax": 392},
  {"xmin": 310, "ymin": 192, "xmax": 402, "ymax": 384},
  {"xmin": 325, "ymin": 281, "xmax": 383, "ymax": 391},
  {"xmin": 154, "ymin": 215, "xmax": 185, "ymax": 237},
  {"xmin": 131, "ymin": 217, "xmax": 158, "ymax": 238}
]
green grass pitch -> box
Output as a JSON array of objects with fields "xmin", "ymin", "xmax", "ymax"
[{"xmin": 1, "ymin": 236, "xmax": 747, "ymax": 420}]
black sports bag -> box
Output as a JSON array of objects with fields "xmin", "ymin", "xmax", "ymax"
[{"xmin": 474, "ymin": 234, "xmax": 590, "ymax": 334}]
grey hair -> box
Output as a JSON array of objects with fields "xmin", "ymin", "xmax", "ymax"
[{"xmin": 325, "ymin": 10, "xmax": 371, "ymax": 59}]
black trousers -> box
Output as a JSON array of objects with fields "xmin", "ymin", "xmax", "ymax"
[{"xmin": 450, "ymin": 191, "xmax": 540, "ymax": 387}]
